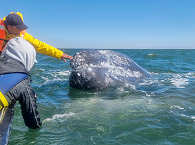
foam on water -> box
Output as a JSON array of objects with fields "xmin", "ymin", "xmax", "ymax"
[
  {"xmin": 37, "ymin": 70, "xmax": 70, "ymax": 86},
  {"xmin": 43, "ymin": 112, "xmax": 76, "ymax": 123},
  {"xmin": 170, "ymin": 74, "xmax": 189, "ymax": 88}
]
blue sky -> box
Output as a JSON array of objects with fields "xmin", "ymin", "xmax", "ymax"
[{"xmin": 1, "ymin": 0, "xmax": 195, "ymax": 49}]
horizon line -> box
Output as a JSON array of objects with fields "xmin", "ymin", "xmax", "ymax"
[{"xmin": 59, "ymin": 48, "xmax": 195, "ymax": 50}]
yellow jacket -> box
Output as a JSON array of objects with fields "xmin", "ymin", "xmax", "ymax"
[
  {"xmin": 23, "ymin": 32, "xmax": 63, "ymax": 59},
  {"xmin": 4, "ymin": 12, "xmax": 64, "ymax": 59}
]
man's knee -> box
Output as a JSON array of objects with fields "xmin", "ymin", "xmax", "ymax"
[{"xmin": 19, "ymin": 84, "xmax": 42, "ymax": 129}]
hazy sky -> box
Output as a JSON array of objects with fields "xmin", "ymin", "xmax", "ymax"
[{"xmin": 1, "ymin": 0, "xmax": 195, "ymax": 49}]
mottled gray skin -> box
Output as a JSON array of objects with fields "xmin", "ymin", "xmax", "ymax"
[{"xmin": 69, "ymin": 50, "xmax": 150, "ymax": 90}]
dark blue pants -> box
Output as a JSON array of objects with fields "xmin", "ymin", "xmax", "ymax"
[{"xmin": 0, "ymin": 78, "xmax": 41, "ymax": 145}]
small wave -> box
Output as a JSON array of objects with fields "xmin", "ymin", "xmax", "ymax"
[
  {"xmin": 180, "ymin": 114, "xmax": 195, "ymax": 122},
  {"xmin": 184, "ymin": 72, "xmax": 195, "ymax": 78},
  {"xmin": 191, "ymin": 116, "xmax": 195, "ymax": 121},
  {"xmin": 151, "ymin": 72, "xmax": 191, "ymax": 89},
  {"xmin": 147, "ymin": 53, "xmax": 156, "ymax": 57},
  {"xmin": 170, "ymin": 105, "xmax": 185, "ymax": 110},
  {"xmin": 43, "ymin": 112, "xmax": 75, "ymax": 123},
  {"xmin": 170, "ymin": 75, "xmax": 189, "ymax": 88},
  {"xmin": 51, "ymin": 70, "xmax": 71, "ymax": 78},
  {"xmin": 38, "ymin": 70, "xmax": 70, "ymax": 86}
]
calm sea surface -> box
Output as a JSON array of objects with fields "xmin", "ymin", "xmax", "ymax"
[{"xmin": 9, "ymin": 49, "xmax": 195, "ymax": 145}]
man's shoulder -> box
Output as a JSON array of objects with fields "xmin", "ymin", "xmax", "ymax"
[{"xmin": 9, "ymin": 37, "xmax": 34, "ymax": 49}]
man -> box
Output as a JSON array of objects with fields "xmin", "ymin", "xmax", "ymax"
[
  {"xmin": 0, "ymin": 37, "xmax": 41, "ymax": 145},
  {"xmin": 0, "ymin": 12, "xmax": 72, "ymax": 61},
  {"xmin": 0, "ymin": 12, "xmax": 72, "ymax": 145}
]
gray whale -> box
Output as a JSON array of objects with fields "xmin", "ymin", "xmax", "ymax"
[{"xmin": 69, "ymin": 50, "xmax": 150, "ymax": 90}]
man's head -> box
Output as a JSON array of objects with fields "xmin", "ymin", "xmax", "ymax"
[{"xmin": 4, "ymin": 13, "xmax": 28, "ymax": 35}]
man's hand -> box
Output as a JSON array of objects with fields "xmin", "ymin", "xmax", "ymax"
[{"xmin": 61, "ymin": 53, "xmax": 73, "ymax": 62}]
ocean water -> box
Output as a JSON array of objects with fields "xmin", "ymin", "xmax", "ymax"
[{"xmin": 9, "ymin": 49, "xmax": 195, "ymax": 145}]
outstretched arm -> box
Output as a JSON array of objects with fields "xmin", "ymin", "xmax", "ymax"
[{"xmin": 23, "ymin": 32, "xmax": 72, "ymax": 61}]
